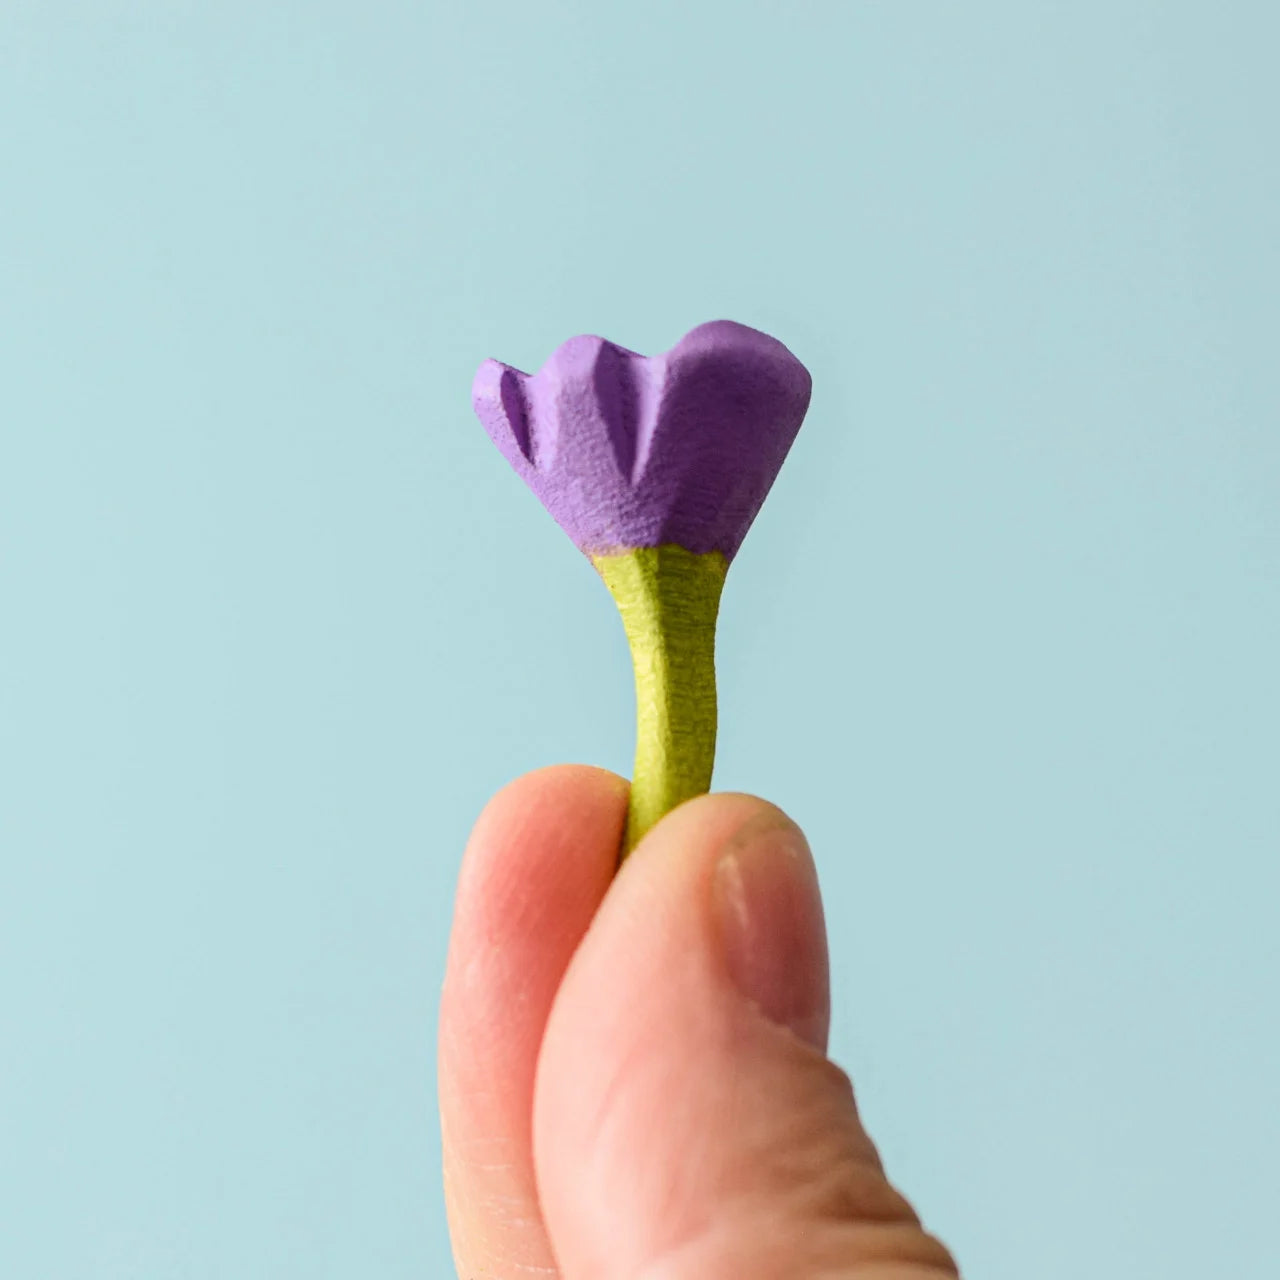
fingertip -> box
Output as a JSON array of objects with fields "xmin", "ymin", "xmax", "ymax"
[
  {"xmin": 619, "ymin": 789, "xmax": 803, "ymax": 885},
  {"xmin": 468, "ymin": 763, "xmax": 629, "ymax": 855},
  {"xmin": 458, "ymin": 765, "xmax": 628, "ymax": 911},
  {"xmin": 448, "ymin": 762, "xmax": 629, "ymax": 1000},
  {"xmin": 439, "ymin": 764, "xmax": 628, "ymax": 1276}
]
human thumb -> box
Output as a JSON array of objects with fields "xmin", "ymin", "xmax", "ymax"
[{"xmin": 532, "ymin": 793, "xmax": 958, "ymax": 1280}]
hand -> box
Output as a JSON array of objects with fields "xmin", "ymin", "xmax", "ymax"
[{"xmin": 439, "ymin": 766, "xmax": 959, "ymax": 1278}]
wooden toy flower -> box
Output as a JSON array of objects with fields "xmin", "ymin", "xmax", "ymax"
[{"xmin": 473, "ymin": 319, "xmax": 812, "ymax": 854}]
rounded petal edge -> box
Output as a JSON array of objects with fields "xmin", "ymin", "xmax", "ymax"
[{"xmin": 472, "ymin": 358, "xmax": 535, "ymax": 469}]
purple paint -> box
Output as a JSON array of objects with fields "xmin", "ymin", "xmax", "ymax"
[{"xmin": 472, "ymin": 320, "xmax": 812, "ymax": 560}]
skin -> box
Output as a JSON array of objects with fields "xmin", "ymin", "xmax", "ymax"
[{"xmin": 439, "ymin": 766, "xmax": 959, "ymax": 1279}]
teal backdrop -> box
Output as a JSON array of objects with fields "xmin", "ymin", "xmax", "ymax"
[{"xmin": 2, "ymin": 3, "xmax": 1277, "ymax": 1277}]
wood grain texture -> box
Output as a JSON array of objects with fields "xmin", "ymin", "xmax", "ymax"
[{"xmin": 594, "ymin": 545, "xmax": 728, "ymax": 857}]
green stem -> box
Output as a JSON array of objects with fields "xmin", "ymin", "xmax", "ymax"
[{"xmin": 593, "ymin": 545, "xmax": 728, "ymax": 857}]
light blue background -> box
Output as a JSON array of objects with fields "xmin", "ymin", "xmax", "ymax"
[{"xmin": 2, "ymin": 3, "xmax": 1277, "ymax": 1276}]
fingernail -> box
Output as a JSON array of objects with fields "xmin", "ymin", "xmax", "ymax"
[{"xmin": 713, "ymin": 812, "xmax": 830, "ymax": 1051}]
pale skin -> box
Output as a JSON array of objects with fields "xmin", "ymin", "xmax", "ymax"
[{"xmin": 439, "ymin": 766, "xmax": 960, "ymax": 1279}]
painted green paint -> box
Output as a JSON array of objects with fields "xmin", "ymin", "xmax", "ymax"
[{"xmin": 594, "ymin": 545, "xmax": 728, "ymax": 856}]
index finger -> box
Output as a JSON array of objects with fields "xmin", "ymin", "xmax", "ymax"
[{"xmin": 438, "ymin": 764, "xmax": 627, "ymax": 1278}]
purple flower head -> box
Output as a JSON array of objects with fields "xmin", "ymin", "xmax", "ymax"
[{"xmin": 472, "ymin": 320, "xmax": 812, "ymax": 560}]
